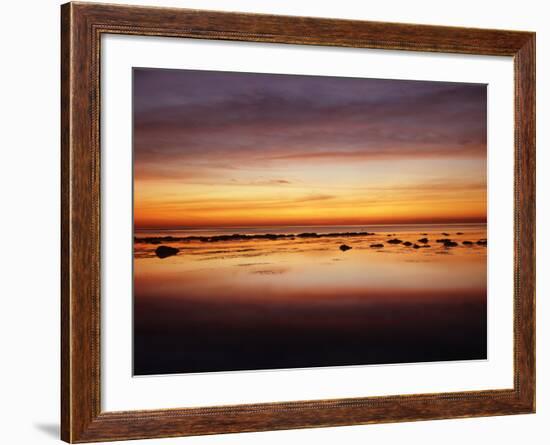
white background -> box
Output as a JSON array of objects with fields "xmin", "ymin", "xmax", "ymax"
[
  {"xmin": 102, "ymin": 35, "xmax": 514, "ymax": 411},
  {"xmin": 0, "ymin": 0, "xmax": 546, "ymax": 444}
]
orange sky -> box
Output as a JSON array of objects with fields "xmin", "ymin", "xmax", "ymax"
[{"xmin": 133, "ymin": 69, "xmax": 487, "ymax": 228}]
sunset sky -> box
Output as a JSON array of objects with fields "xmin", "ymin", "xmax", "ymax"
[{"xmin": 133, "ymin": 68, "xmax": 487, "ymax": 229}]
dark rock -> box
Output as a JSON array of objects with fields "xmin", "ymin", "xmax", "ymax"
[
  {"xmin": 386, "ymin": 238, "xmax": 403, "ymax": 244},
  {"xmin": 137, "ymin": 231, "xmax": 379, "ymax": 244},
  {"xmin": 417, "ymin": 238, "xmax": 429, "ymax": 243},
  {"xmin": 456, "ymin": 232, "xmax": 464, "ymax": 235},
  {"xmin": 403, "ymin": 241, "xmax": 413, "ymax": 246},
  {"xmin": 155, "ymin": 245, "xmax": 180, "ymax": 258},
  {"xmin": 370, "ymin": 243, "xmax": 384, "ymax": 248},
  {"xmin": 413, "ymin": 244, "xmax": 431, "ymax": 249},
  {"xmin": 442, "ymin": 240, "xmax": 458, "ymax": 247},
  {"xmin": 324, "ymin": 231, "xmax": 374, "ymax": 237},
  {"xmin": 442, "ymin": 232, "xmax": 450, "ymax": 236},
  {"xmin": 339, "ymin": 244, "xmax": 352, "ymax": 251},
  {"xmin": 476, "ymin": 239, "xmax": 487, "ymax": 246},
  {"xmin": 436, "ymin": 238, "xmax": 453, "ymax": 243},
  {"xmin": 462, "ymin": 241, "xmax": 474, "ymax": 245},
  {"xmin": 297, "ymin": 232, "xmax": 320, "ymax": 238},
  {"xmin": 421, "ymin": 233, "xmax": 428, "ymax": 235}
]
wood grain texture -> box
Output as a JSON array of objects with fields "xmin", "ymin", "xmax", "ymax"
[
  {"xmin": 60, "ymin": 4, "xmax": 71, "ymax": 441},
  {"xmin": 60, "ymin": 2, "xmax": 536, "ymax": 442}
]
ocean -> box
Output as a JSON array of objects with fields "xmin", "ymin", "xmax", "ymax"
[{"xmin": 133, "ymin": 223, "xmax": 487, "ymax": 375}]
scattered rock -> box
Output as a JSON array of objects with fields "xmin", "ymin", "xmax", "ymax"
[
  {"xmin": 462, "ymin": 241, "xmax": 474, "ymax": 245},
  {"xmin": 403, "ymin": 241, "xmax": 413, "ymax": 246},
  {"xmin": 370, "ymin": 243, "xmax": 384, "ymax": 248},
  {"xmin": 417, "ymin": 238, "xmax": 429, "ymax": 243},
  {"xmin": 442, "ymin": 240, "xmax": 458, "ymax": 247},
  {"xmin": 421, "ymin": 233, "xmax": 428, "ymax": 235},
  {"xmin": 476, "ymin": 239, "xmax": 487, "ymax": 246},
  {"xmin": 297, "ymin": 232, "xmax": 320, "ymax": 238},
  {"xmin": 442, "ymin": 232, "xmax": 450, "ymax": 236},
  {"xmin": 386, "ymin": 238, "xmax": 403, "ymax": 244},
  {"xmin": 413, "ymin": 244, "xmax": 431, "ymax": 249},
  {"xmin": 456, "ymin": 232, "xmax": 464, "ymax": 235},
  {"xmin": 339, "ymin": 244, "xmax": 352, "ymax": 251},
  {"xmin": 137, "ymin": 231, "xmax": 374, "ymax": 244},
  {"xmin": 436, "ymin": 238, "xmax": 453, "ymax": 243},
  {"xmin": 298, "ymin": 231, "xmax": 375, "ymax": 239},
  {"xmin": 155, "ymin": 245, "xmax": 179, "ymax": 258}
]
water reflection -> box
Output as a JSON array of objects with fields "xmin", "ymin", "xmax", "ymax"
[{"xmin": 134, "ymin": 224, "xmax": 487, "ymax": 375}]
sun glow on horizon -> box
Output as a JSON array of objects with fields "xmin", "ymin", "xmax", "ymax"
[{"xmin": 133, "ymin": 69, "xmax": 487, "ymax": 229}]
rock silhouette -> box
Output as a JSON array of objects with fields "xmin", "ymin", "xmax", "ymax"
[
  {"xmin": 442, "ymin": 232, "xmax": 450, "ymax": 236},
  {"xmin": 137, "ymin": 232, "xmax": 486, "ymax": 256},
  {"xmin": 386, "ymin": 238, "xmax": 403, "ymax": 244},
  {"xmin": 137, "ymin": 231, "xmax": 375, "ymax": 244},
  {"xmin": 297, "ymin": 232, "xmax": 320, "ymax": 238},
  {"xmin": 442, "ymin": 240, "xmax": 458, "ymax": 247},
  {"xmin": 155, "ymin": 245, "xmax": 179, "ymax": 258}
]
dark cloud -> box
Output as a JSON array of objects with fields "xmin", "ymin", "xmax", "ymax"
[{"xmin": 133, "ymin": 68, "xmax": 487, "ymax": 179}]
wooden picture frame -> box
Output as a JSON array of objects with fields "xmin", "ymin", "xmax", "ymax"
[{"xmin": 61, "ymin": 2, "xmax": 535, "ymax": 442}]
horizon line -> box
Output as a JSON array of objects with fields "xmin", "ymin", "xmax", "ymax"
[{"xmin": 134, "ymin": 221, "xmax": 488, "ymax": 231}]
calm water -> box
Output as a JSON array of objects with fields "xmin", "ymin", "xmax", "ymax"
[{"xmin": 133, "ymin": 224, "xmax": 487, "ymax": 375}]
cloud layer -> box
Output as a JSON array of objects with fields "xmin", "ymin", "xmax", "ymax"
[{"xmin": 133, "ymin": 68, "xmax": 487, "ymax": 228}]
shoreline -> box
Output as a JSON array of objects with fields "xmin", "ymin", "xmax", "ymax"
[
  {"xmin": 135, "ymin": 230, "xmax": 487, "ymax": 247},
  {"xmin": 135, "ymin": 231, "xmax": 376, "ymax": 244}
]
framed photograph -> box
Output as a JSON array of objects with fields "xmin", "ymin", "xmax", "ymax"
[{"xmin": 61, "ymin": 2, "xmax": 535, "ymax": 442}]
